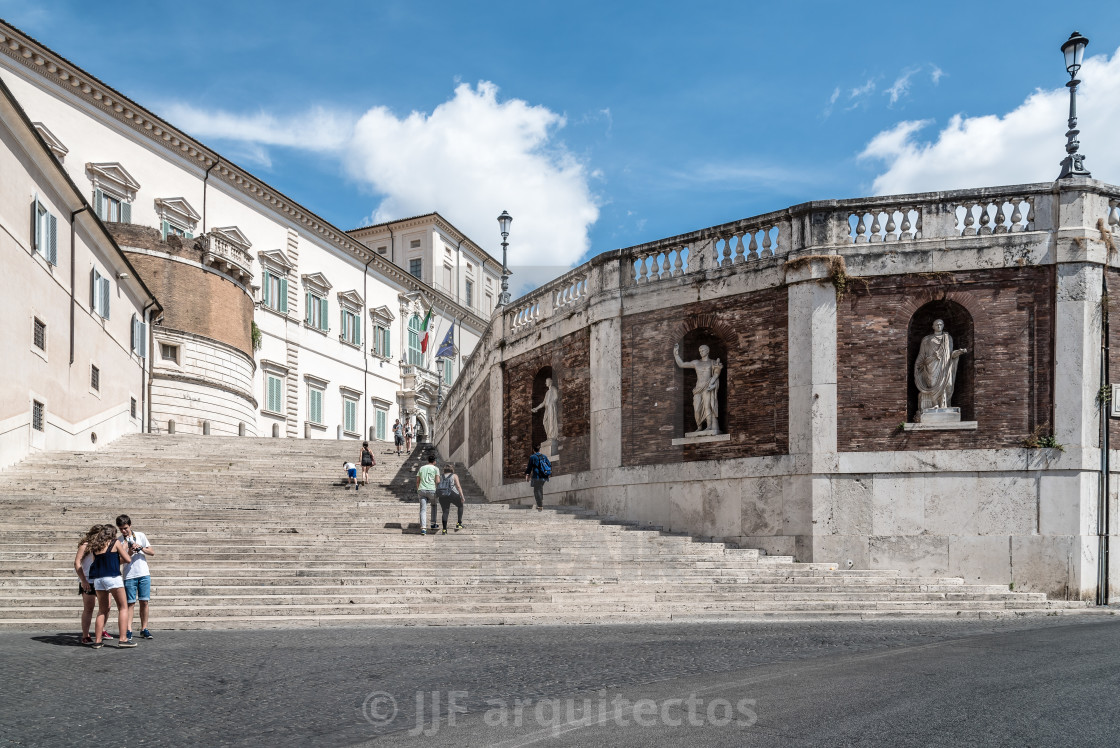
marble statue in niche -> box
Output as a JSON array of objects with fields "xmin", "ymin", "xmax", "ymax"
[
  {"xmin": 914, "ymin": 318, "xmax": 967, "ymax": 423},
  {"xmin": 673, "ymin": 343, "xmax": 723, "ymax": 436},
  {"xmin": 531, "ymin": 376, "xmax": 560, "ymax": 457}
]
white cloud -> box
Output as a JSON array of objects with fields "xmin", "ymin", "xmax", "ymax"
[
  {"xmin": 886, "ymin": 68, "xmax": 920, "ymax": 106},
  {"xmin": 860, "ymin": 48, "xmax": 1120, "ymax": 195},
  {"xmin": 850, "ymin": 79, "xmax": 877, "ymax": 100},
  {"xmin": 158, "ymin": 82, "xmax": 599, "ymax": 289},
  {"xmin": 823, "ymin": 86, "xmax": 841, "ymax": 117},
  {"xmin": 930, "ymin": 65, "xmax": 945, "ymax": 85}
]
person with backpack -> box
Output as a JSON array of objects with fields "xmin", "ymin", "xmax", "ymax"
[
  {"xmin": 359, "ymin": 442, "xmax": 376, "ymax": 486},
  {"xmin": 415, "ymin": 453, "xmax": 440, "ymax": 535},
  {"xmin": 392, "ymin": 419, "xmax": 404, "ymax": 456},
  {"xmin": 435, "ymin": 464, "xmax": 465, "ymax": 534},
  {"xmin": 525, "ymin": 444, "xmax": 552, "ymax": 512}
]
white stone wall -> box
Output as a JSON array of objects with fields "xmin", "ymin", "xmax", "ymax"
[{"xmin": 150, "ymin": 329, "xmax": 257, "ymax": 436}]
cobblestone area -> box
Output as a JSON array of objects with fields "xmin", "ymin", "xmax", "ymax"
[{"xmin": 3, "ymin": 617, "xmax": 1118, "ymax": 746}]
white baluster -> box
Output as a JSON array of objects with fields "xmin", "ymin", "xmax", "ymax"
[
  {"xmin": 1109, "ymin": 203, "xmax": 1120, "ymax": 229},
  {"xmin": 854, "ymin": 213, "xmax": 868, "ymax": 243},
  {"xmin": 900, "ymin": 209, "xmax": 912, "ymax": 240},
  {"xmin": 762, "ymin": 226, "xmax": 773, "ymax": 257},
  {"xmin": 962, "ymin": 205, "xmax": 976, "ymax": 236},
  {"xmin": 1025, "ymin": 199, "xmax": 1035, "ymax": 230},
  {"xmin": 885, "ymin": 210, "xmax": 897, "ymax": 242},
  {"xmin": 747, "ymin": 230, "xmax": 759, "ymax": 260},
  {"xmin": 636, "ymin": 255, "xmax": 648, "ymax": 284},
  {"xmin": 720, "ymin": 237, "xmax": 732, "ymax": 267},
  {"xmin": 994, "ymin": 202, "xmax": 1008, "ymax": 234},
  {"xmin": 869, "ymin": 212, "xmax": 882, "ymax": 242},
  {"xmin": 660, "ymin": 251, "xmax": 672, "ymax": 279},
  {"xmin": 733, "ymin": 234, "xmax": 745, "ymax": 264},
  {"xmin": 673, "ymin": 248, "xmax": 684, "ymax": 277},
  {"xmin": 1009, "ymin": 200, "xmax": 1023, "ymax": 232}
]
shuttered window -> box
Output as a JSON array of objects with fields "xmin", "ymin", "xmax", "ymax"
[
  {"xmin": 94, "ymin": 189, "xmax": 130, "ymax": 223},
  {"xmin": 31, "ymin": 198, "xmax": 58, "ymax": 265},
  {"xmin": 407, "ymin": 314, "xmax": 422, "ymax": 365},
  {"xmin": 341, "ymin": 309, "xmax": 361, "ymax": 346},
  {"xmin": 308, "ymin": 387, "xmax": 323, "ymax": 425},
  {"xmin": 344, "ymin": 398, "xmax": 357, "ymax": 434},
  {"xmin": 262, "ymin": 270, "xmax": 288, "ymax": 313},
  {"xmin": 90, "ymin": 268, "xmax": 110, "ymax": 319},
  {"xmin": 32, "ymin": 401, "xmax": 45, "ymax": 432},
  {"xmin": 373, "ymin": 325, "xmax": 391, "ymax": 358},
  {"xmin": 266, "ymin": 375, "xmax": 284, "ymax": 414},
  {"xmin": 306, "ymin": 292, "xmax": 328, "ymax": 331},
  {"xmin": 375, "ymin": 409, "xmax": 387, "ymax": 441},
  {"xmin": 130, "ymin": 315, "xmax": 147, "ymax": 357}
]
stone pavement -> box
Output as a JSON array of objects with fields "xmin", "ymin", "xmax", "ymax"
[{"xmin": 3, "ymin": 617, "xmax": 1119, "ymax": 746}]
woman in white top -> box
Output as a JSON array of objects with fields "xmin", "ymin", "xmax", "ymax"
[{"xmin": 73, "ymin": 524, "xmax": 103, "ymax": 645}]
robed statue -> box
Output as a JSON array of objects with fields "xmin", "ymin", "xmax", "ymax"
[
  {"xmin": 914, "ymin": 319, "xmax": 967, "ymax": 421},
  {"xmin": 531, "ymin": 377, "xmax": 560, "ymax": 455},
  {"xmin": 674, "ymin": 343, "xmax": 723, "ymax": 436}
]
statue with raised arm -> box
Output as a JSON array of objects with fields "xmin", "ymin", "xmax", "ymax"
[
  {"xmin": 531, "ymin": 377, "xmax": 560, "ymax": 454},
  {"xmin": 914, "ymin": 318, "xmax": 967, "ymax": 421},
  {"xmin": 674, "ymin": 343, "xmax": 723, "ymax": 436}
]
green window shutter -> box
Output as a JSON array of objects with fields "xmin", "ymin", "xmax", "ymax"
[
  {"xmin": 305, "ymin": 292, "xmax": 312, "ymax": 324},
  {"xmin": 140, "ymin": 322, "xmax": 147, "ymax": 358},
  {"xmin": 185, "ymin": 232, "xmax": 193, "ymax": 239},
  {"xmin": 30, "ymin": 198, "xmax": 39, "ymax": 253},
  {"xmin": 279, "ymin": 278, "xmax": 288, "ymax": 313},
  {"xmin": 262, "ymin": 271, "xmax": 271, "ymax": 308},
  {"xmin": 321, "ymin": 298, "xmax": 328, "ymax": 331},
  {"xmin": 161, "ymin": 220, "xmax": 170, "ymax": 241},
  {"xmin": 90, "ymin": 268, "xmax": 98, "ymax": 310},
  {"xmin": 384, "ymin": 329, "xmax": 391, "ymax": 357},
  {"xmin": 355, "ymin": 314, "xmax": 361, "ymax": 345},
  {"xmin": 131, "ymin": 314, "xmax": 137, "ymax": 352},
  {"xmin": 94, "ymin": 189, "xmax": 104, "ymax": 219},
  {"xmin": 47, "ymin": 213, "xmax": 58, "ymax": 265},
  {"xmin": 376, "ymin": 410, "xmax": 386, "ymax": 440},
  {"xmin": 101, "ymin": 277, "xmax": 110, "ymax": 320},
  {"xmin": 121, "ymin": 201, "xmax": 131, "ymax": 223}
]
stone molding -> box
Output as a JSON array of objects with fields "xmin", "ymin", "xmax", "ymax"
[{"xmin": 32, "ymin": 121, "xmax": 66, "ymax": 159}]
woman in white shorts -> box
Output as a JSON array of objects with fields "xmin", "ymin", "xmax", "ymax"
[
  {"xmin": 73, "ymin": 525, "xmax": 103, "ymax": 644},
  {"xmin": 85, "ymin": 525, "xmax": 135, "ymax": 648}
]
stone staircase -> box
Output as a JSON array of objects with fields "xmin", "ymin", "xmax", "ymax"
[{"xmin": 0, "ymin": 435, "xmax": 1098, "ymax": 630}]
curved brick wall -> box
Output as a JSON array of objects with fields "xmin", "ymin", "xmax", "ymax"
[{"xmin": 108, "ymin": 224, "xmax": 253, "ymax": 358}]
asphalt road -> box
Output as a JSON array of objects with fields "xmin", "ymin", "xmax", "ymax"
[{"xmin": 3, "ymin": 616, "xmax": 1118, "ymax": 747}]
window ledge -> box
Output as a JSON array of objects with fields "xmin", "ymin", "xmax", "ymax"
[
  {"xmin": 259, "ymin": 305, "xmax": 290, "ymax": 320},
  {"xmin": 343, "ymin": 430, "xmax": 361, "ymax": 438},
  {"xmin": 261, "ymin": 409, "xmax": 286, "ymax": 420},
  {"xmin": 30, "ymin": 345, "xmax": 48, "ymax": 363},
  {"xmin": 339, "ymin": 338, "xmax": 362, "ymax": 350},
  {"xmin": 303, "ymin": 322, "xmax": 330, "ymax": 335},
  {"xmin": 306, "ymin": 421, "xmax": 327, "ymax": 431}
]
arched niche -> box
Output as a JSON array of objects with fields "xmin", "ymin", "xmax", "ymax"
[
  {"xmin": 907, "ymin": 299, "xmax": 975, "ymax": 422},
  {"xmin": 677, "ymin": 327, "xmax": 728, "ymax": 436},
  {"xmin": 531, "ymin": 365, "xmax": 555, "ymax": 451}
]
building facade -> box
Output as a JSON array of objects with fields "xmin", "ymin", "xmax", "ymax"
[
  {"xmin": 0, "ymin": 76, "xmax": 159, "ymax": 468},
  {"xmin": 0, "ymin": 21, "xmax": 490, "ymax": 446}
]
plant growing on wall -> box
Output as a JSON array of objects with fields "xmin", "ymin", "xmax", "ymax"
[
  {"xmin": 1021, "ymin": 423, "xmax": 1064, "ymax": 452},
  {"xmin": 251, "ymin": 321, "xmax": 263, "ymax": 352}
]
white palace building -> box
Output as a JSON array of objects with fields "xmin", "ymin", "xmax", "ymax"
[{"xmin": 0, "ymin": 20, "xmax": 501, "ymax": 468}]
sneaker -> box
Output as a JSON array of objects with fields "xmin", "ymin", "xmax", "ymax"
[
  {"xmin": 141, "ymin": 629, "xmax": 153, "ymax": 640},
  {"xmin": 126, "ymin": 630, "xmax": 133, "ymax": 641},
  {"xmin": 356, "ymin": 484, "xmax": 360, "ymax": 492},
  {"xmin": 430, "ymin": 524, "xmax": 439, "ymax": 531},
  {"xmin": 441, "ymin": 528, "xmax": 447, "ymax": 535},
  {"xmin": 90, "ymin": 641, "xmax": 104, "ymax": 649},
  {"xmin": 82, "ymin": 634, "xmax": 93, "ymax": 645},
  {"xmin": 420, "ymin": 529, "xmax": 427, "ymax": 535},
  {"xmin": 118, "ymin": 640, "xmax": 137, "ymax": 648},
  {"xmin": 455, "ymin": 523, "xmax": 463, "ymax": 531}
]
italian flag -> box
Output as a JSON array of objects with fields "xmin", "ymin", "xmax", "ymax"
[{"xmin": 419, "ymin": 309, "xmax": 434, "ymax": 353}]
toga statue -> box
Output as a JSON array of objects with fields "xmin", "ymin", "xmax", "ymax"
[
  {"xmin": 531, "ymin": 377, "xmax": 560, "ymax": 454},
  {"xmin": 674, "ymin": 343, "xmax": 723, "ymax": 436},
  {"xmin": 914, "ymin": 318, "xmax": 966, "ymax": 420}
]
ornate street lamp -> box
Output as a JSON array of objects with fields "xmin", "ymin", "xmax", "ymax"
[
  {"xmin": 435, "ymin": 355, "xmax": 445, "ymax": 410},
  {"xmin": 1058, "ymin": 31, "xmax": 1091, "ymax": 179},
  {"xmin": 496, "ymin": 210, "xmax": 512, "ymax": 307}
]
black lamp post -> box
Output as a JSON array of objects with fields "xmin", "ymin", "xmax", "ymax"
[
  {"xmin": 1058, "ymin": 31, "xmax": 1091, "ymax": 179},
  {"xmin": 496, "ymin": 210, "xmax": 512, "ymax": 307}
]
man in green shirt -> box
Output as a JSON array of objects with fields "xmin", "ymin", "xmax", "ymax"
[{"xmin": 416, "ymin": 454, "xmax": 440, "ymax": 536}]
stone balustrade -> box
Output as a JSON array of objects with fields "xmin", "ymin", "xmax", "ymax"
[{"xmin": 202, "ymin": 233, "xmax": 254, "ymax": 285}]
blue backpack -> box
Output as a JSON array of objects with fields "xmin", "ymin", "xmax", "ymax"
[{"xmin": 533, "ymin": 453, "xmax": 552, "ymax": 479}]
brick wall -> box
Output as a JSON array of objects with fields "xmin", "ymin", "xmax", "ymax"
[
  {"xmin": 503, "ymin": 330, "xmax": 590, "ymax": 482},
  {"xmin": 468, "ymin": 374, "xmax": 491, "ymax": 467},
  {"xmin": 111, "ymin": 225, "xmax": 253, "ymax": 357},
  {"xmin": 838, "ymin": 267, "xmax": 1054, "ymax": 451},
  {"xmin": 448, "ymin": 410, "xmax": 465, "ymax": 457},
  {"xmin": 620, "ymin": 288, "xmax": 789, "ymax": 466}
]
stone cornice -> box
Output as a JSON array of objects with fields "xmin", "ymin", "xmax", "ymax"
[
  {"xmin": 0, "ymin": 21, "xmax": 488, "ymax": 332},
  {"xmin": 349, "ymin": 211, "xmax": 501, "ymax": 269}
]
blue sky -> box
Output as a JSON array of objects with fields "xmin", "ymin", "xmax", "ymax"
[{"xmin": 6, "ymin": 1, "xmax": 1120, "ymax": 292}]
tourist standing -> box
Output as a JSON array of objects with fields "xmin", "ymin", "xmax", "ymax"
[
  {"xmin": 436, "ymin": 464, "xmax": 465, "ymax": 534},
  {"xmin": 404, "ymin": 422, "xmax": 414, "ymax": 453},
  {"xmin": 415, "ymin": 454, "xmax": 440, "ymax": 535},
  {"xmin": 392, "ymin": 419, "xmax": 404, "ymax": 456},
  {"xmin": 116, "ymin": 515, "xmax": 155, "ymax": 641},
  {"xmin": 73, "ymin": 524, "xmax": 103, "ymax": 644},
  {"xmin": 359, "ymin": 442, "xmax": 375, "ymax": 485},
  {"xmin": 86, "ymin": 525, "xmax": 135, "ymax": 647},
  {"xmin": 525, "ymin": 444, "xmax": 552, "ymax": 512}
]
